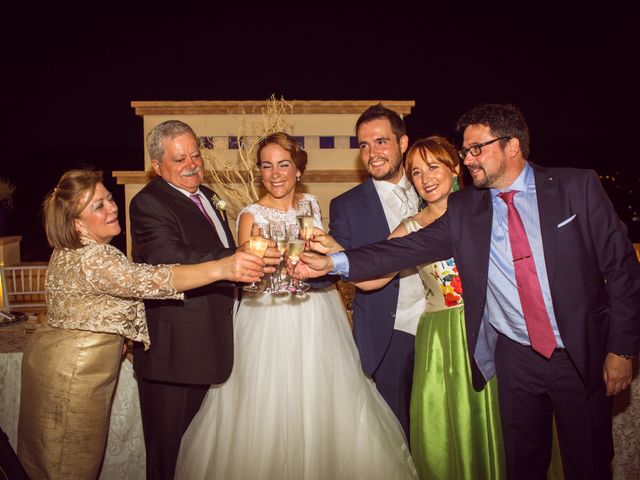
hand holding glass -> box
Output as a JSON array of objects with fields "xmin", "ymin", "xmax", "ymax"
[
  {"xmin": 243, "ymin": 223, "xmax": 269, "ymax": 293},
  {"xmin": 286, "ymin": 224, "xmax": 309, "ymax": 293},
  {"xmin": 296, "ymin": 200, "xmax": 314, "ymax": 249}
]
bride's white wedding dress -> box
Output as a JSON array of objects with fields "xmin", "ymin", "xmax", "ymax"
[{"xmin": 175, "ymin": 194, "xmax": 416, "ymax": 479}]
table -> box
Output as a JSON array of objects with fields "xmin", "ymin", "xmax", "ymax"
[
  {"xmin": 0, "ymin": 321, "xmax": 146, "ymax": 479},
  {"xmin": 612, "ymin": 358, "xmax": 640, "ymax": 478},
  {"xmin": 2, "ymin": 321, "xmax": 639, "ymax": 479}
]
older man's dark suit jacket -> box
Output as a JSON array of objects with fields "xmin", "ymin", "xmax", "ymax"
[
  {"xmin": 130, "ymin": 177, "xmax": 237, "ymax": 385},
  {"xmin": 344, "ymin": 164, "xmax": 640, "ymax": 392}
]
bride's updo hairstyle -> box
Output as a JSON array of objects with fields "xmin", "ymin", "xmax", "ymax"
[
  {"xmin": 405, "ymin": 136, "xmax": 463, "ymax": 188},
  {"xmin": 43, "ymin": 169, "xmax": 103, "ymax": 250},
  {"xmin": 256, "ymin": 132, "xmax": 308, "ymax": 175}
]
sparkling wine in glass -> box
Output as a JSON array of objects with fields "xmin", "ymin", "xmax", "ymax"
[
  {"xmin": 286, "ymin": 223, "xmax": 309, "ymax": 293},
  {"xmin": 269, "ymin": 221, "xmax": 287, "ymax": 294},
  {"xmin": 243, "ymin": 223, "xmax": 269, "ymax": 293},
  {"xmin": 296, "ymin": 199, "xmax": 314, "ymax": 248},
  {"xmin": 287, "ymin": 239, "xmax": 305, "ymax": 264},
  {"xmin": 276, "ymin": 238, "xmax": 287, "ymax": 255}
]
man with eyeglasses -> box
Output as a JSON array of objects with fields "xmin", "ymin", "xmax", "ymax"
[{"xmin": 298, "ymin": 103, "xmax": 640, "ymax": 479}]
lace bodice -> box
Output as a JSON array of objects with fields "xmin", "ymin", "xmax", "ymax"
[
  {"xmin": 46, "ymin": 240, "xmax": 184, "ymax": 348},
  {"xmin": 403, "ymin": 218, "xmax": 463, "ymax": 311},
  {"xmin": 237, "ymin": 193, "xmax": 323, "ymax": 229}
]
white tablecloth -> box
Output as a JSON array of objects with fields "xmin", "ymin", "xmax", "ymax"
[
  {"xmin": 1, "ymin": 349, "xmax": 638, "ymax": 479},
  {"xmin": 612, "ymin": 359, "xmax": 640, "ymax": 479},
  {"xmin": 0, "ymin": 352, "xmax": 146, "ymax": 479}
]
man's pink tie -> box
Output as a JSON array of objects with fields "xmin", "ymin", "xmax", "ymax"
[
  {"xmin": 189, "ymin": 193, "xmax": 216, "ymax": 230},
  {"xmin": 499, "ymin": 190, "xmax": 557, "ymax": 358}
]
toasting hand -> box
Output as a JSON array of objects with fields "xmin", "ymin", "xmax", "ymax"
[
  {"xmin": 287, "ymin": 251, "xmax": 336, "ymax": 279},
  {"xmin": 308, "ymin": 228, "xmax": 344, "ymax": 255},
  {"xmin": 262, "ymin": 240, "xmax": 282, "ymax": 274},
  {"xmin": 239, "ymin": 239, "xmax": 280, "ymax": 274}
]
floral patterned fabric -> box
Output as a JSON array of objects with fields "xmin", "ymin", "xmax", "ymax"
[
  {"xmin": 415, "ymin": 255, "xmax": 464, "ymax": 311},
  {"xmin": 46, "ymin": 238, "xmax": 183, "ymax": 348}
]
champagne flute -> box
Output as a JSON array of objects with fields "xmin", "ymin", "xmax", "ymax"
[
  {"xmin": 286, "ymin": 224, "xmax": 309, "ymax": 293},
  {"xmin": 296, "ymin": 199, "xmax": 314, "ymax": 250},
  {"xmin": 269, "ymin": 221, "xmax": 287, "ymax": 294},
  {"xmin": 243, "ymin": 223, "xmax": 269, "ymax": 293}
]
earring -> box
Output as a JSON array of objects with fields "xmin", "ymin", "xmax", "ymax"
[
  {"xmin": 296, "ymin": 176, "xmax": 301, "ymax": 182},
  {"xmin": 452, "ymin": 175, "xmax": 460, "ymax": 192}
]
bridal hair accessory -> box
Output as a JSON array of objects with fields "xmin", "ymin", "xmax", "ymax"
[{"xmin": 211, "ymin": 193, "xmax": 227, "ymax": 220}]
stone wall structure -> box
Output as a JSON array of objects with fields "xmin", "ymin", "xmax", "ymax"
[{"xmin": 113, "ymin": 100, "xmax": 415, "ymax": 255}]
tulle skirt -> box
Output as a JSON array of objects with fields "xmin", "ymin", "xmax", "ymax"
[
  {"xmin": 175, "ymin": 286, "xmax": 416, "ymax": 479},
  {"xmin": 18, "ymin": 324, "xmax": 123, "ymax": 480}
]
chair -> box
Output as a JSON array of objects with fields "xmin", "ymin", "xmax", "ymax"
[{"xmin": 0, "ymin": 264, "xmax": 47, "ymax": 312}]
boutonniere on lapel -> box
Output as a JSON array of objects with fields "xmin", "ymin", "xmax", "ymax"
[{"xmin": 211, "ymin": 193, "xmax": 227, "ymax": 221}]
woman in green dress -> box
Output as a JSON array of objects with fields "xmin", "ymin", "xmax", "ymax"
[{"xmin": 352, "ymin": 136, "xmax": 505, "ymax": 479}]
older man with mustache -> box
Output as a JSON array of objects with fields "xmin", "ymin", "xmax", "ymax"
[{"xmin": 129, "ymin": 120, "xmax": 277, "ymax": 480}]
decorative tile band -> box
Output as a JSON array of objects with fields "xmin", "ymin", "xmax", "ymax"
[{"xmin": 198, "ymin": 136, "xmax": 358, "ymax": 150}]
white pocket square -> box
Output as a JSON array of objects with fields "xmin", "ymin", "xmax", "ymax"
[{"xmin": 557, "ymin": 214, "xmax": 576, "ymax": 228}]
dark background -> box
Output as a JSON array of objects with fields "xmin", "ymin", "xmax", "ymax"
[{"xmin": 0, "ymin": 7, "xmax": 635, "ymax": 261}]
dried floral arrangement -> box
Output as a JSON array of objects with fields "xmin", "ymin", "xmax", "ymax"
[
  {"xmin": 201, "ymin": 95, "xmax": 294, "ymax": 223},
  {"xmin": 0, "ymin": 178, "xmax": 15, "ymax": 209}
]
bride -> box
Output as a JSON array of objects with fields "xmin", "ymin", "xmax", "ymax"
[{"xmin": 174, "ymin": 132, "xmax": 416, "ymax": 479}]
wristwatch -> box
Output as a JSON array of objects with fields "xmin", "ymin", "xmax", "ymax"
[{"xmin": 614, "ymin": 352, "xmax": 636, "ymax": 360}]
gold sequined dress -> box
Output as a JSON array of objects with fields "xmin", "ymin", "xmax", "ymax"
[{"xmin": 18, "ymin": 238, "xmax": 183, "ymax": 480}]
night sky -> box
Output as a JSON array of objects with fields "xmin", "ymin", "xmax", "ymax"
[{"xmin": 1, "ymin": 7, "xmax": 634, "ymax": 261}]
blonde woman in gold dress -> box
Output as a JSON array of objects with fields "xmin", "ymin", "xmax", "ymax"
[{"xmin": 17, "ymin": 169, "xmax": 266, "ymax": 480}]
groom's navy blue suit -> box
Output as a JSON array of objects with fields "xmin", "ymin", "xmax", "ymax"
[{"xmin": 330, "ymin": 176, "xmax": 415, "ymax": 438}]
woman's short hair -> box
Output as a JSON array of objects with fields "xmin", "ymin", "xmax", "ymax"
[
  {"xmin": 405, "ymin": 136, "xmax": 462, "ymax": 186},
  {"xmin": 255, "ymin": 132, "xmax": 308, "ymax": 175},
  {"xmin": 43, "ymin": 169, "xmax": 103, "ymax": 250}
]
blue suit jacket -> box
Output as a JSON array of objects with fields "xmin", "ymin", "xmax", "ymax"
[
  {"xmin": 343, "ymin": 165, "xmax": 640, "ymax": 391},
  {"xmin": 330, "ymin": 177, "xmax": 403, "ymax": 376}
]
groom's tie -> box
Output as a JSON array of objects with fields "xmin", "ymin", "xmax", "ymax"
[
  {"xmin": 392, "ymin": 185, "xmax": 410, "ymax": 219},
  {"xmin": 499, "ymin": 190, "xmax": 557, "ymax": 358}
]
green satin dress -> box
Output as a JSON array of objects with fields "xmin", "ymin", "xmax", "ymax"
[{"xmin": 405, "ymin": 219, "xmax": 505, "ymax": 480}]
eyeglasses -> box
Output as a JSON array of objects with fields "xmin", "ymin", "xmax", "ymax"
[{"xmin": 457, "ymin": 136, "xmax": 511, "ymax": 161}]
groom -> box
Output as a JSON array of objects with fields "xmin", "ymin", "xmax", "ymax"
[
  {"xmin": 130, "ymin": 120, "xmax": 276, "ymax": 480},
  {"xmin": 328, "ymin": 103, "xmax": 425, "ymax": 438}
]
